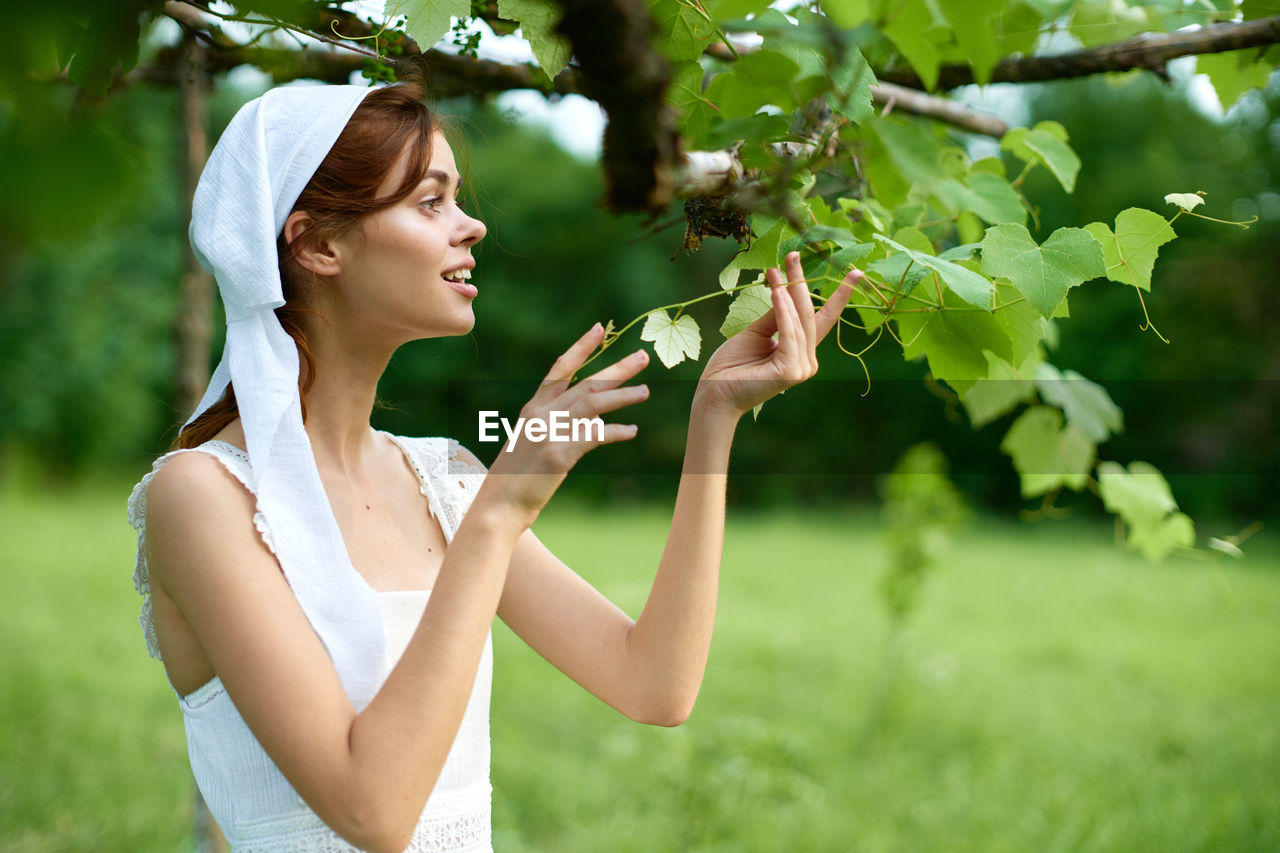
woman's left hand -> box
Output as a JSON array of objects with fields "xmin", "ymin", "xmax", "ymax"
[{"xmin": 693, "ymin": 251, "xmax": 860, "ymax": 420}]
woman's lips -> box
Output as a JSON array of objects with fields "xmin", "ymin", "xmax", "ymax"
[{"xmin": 443, "ymin": 275, "xmax": 477, "ymax": 298}]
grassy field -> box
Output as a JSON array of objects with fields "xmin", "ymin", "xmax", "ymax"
[{"xmin": 1, "ymin": 481, "xmax": 1277, "ymax": 852}]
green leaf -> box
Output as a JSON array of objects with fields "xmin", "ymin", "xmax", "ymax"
[
  {"xmin": 961, "ymin": 351, "xmax": 1038, "ymax": 429},
  {"xmin": 1034, "ymin": 363, "xmax": 1123, "ymax": 443},
  {"xmin": 1001, "ymin": 122, "xmax": 1081, "ymax": 193},
  {"xmin": 403, "ymin": 0, "xmax": 471, "ymax": 52},
  {"xmin": 733, "ymin": 48, "xmax": 800, "ymax": 85},
  {"xmin": 966, "ymin": 172, "xmax": 1027, "ymax": 225},
  {"xmin": 882, "ymin": 0, "xmax": 945, "ymax": 90},
  {"xmin": 649, "ymin": 0, "xmax": 717, "ymax": 62},
  {"xmin": 992, "ymin": 282, "xmax": 1045, "ymax": 367},
  {"xmin": 1163, "ymin": 192, "xmax": 1205, "ymax": 212},
  {"xmin": 874, "ymin": 234, "xmax": 995, "ymax": 310},
  {"xmin": 1196, "ymin": 50, "xmax": 1274, "ymax": 112},
  {"xmin": 933, "ymin": 174, "xmax": 1026, "ymax": 226},
  {"xmin": 64, "ymin": 5, "xmax": 144, "ymax": 96},
  {"xmin": 1097, "ymin": 461, "xmax": 1194, "ymax": 562},
  {"xmin": 669, "ymin": 60, "xmax": 714, "ymax": 145},
  {"xmin": 1082, "ymin": 207, "xmax": 1176, "ymax": 292},
  {"xmin": 720, "ymin": 282, "xmax": 772, "ymax": 339},
  {"xmin": 1069, "ymin": 0, "xmax": 1150, "ymax": 47},
  {"xmin": 827, "ymin": 45, "xmax": 876, "ymax": 124},
  {"xmin": 980, "ymin": 223, "xmax": 1105, "ymax": 318},
  {"xmin": 896, "ymin": 300, "xmax": 1013, "ymax": 396},
  {"xmin": 937, "ymin": 0, "xmax": 1003, "ymax": 85},
  {"xmin": 641, "ymin": 310, "xmax": 702, "ymax": 368},
  {"xmin": 1129, "ymin": 513, "xmax": 1196, "ymax": 563},
  {"xmin": 720, "ymin": 218, "xmax": 788, "ymax": 290},
  {"xmin": 820, "ymin": 0, "xmax": 872, "ymax": 28},
  {"xmin": 867, "ymin": 117, "xmax": 947, "ymax": 190},
  {"xmin": 497, "ymin": 0, "xmax": 571, "ymax": 81},
  {"xmin": 1000, "ymin": 406, "xmax": 1095, "ymax": 497}
]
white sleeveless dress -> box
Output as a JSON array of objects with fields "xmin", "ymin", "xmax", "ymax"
[{"xmin": 127, "ymin": 432, "xmax": 493, "ymax": 852}]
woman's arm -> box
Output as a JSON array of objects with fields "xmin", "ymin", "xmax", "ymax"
[
  {"xmin": 497, "ymin": 253, "xmax": 859, "ymax": 724},
  {"xmin": 496, "ymin": 402, "xmax": 737, "ymax": 726}
]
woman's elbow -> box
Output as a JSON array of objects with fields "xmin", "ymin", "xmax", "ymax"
[
  {"xmin": 628, "ymin": 693, "xmax": 697, "ymax": 727},
  {"xmin": 331, "ymin": 790, "xmax": 418, "ymax": 853}
]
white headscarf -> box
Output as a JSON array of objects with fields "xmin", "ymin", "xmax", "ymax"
[{"xmin": 186, "ymin": 83, "xmax": 387, "ymax": 711}]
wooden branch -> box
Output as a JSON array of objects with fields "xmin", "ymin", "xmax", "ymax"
[
  {"xmin": 872, "ymin": 81, "xmax": 1007, "ymax": 137},
  {"xmin": 878, "ymin": 15, "xmax": 1280, "ymax": 91}
]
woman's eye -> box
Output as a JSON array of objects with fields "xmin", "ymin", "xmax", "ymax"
[{"xmin": 420, "ymin": 198, "xmax": 442, "ymax": 211}]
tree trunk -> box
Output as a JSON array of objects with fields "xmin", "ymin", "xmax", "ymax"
[{"xmin": 173, "ymin": 33, "xmax": 215, "ymax": 426}]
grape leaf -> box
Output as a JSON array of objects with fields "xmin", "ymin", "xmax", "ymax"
[
  {"xmin": 1164, "ymin": 192, "xmax": 1205, "ymax": 212},
  {"xmin": 1034, "ymin": 363, "xmax": 1123, "ymax": 443},
  {"xmin": 1082, "ymin": 207, "xmax": 1176, "ymax": 292},
  {"xmin": 720, "ymin": 282, "xmax": 772, "ymax": 339},
  {"xmin": 63, "ymin": 6, "xmax": 144, "ymax": 96},
  {"xmin": 882, "ymin": 0, "xmax": 944, "ymax": 91},
  {"xmin": 498, "ymin": 0, "xmax": 571, "ymax": 81},
  {"xmin": 933, "ymin": 174, "xmax": 1026, "ymax": 226},
  {"xmin": 992, "ymin": 282, "xmax": 1045, "ymax": 368},
  {"xmin": 1000, "ymin": 406, "xmax": 1095, "ymax": 497},
  {"xmin": 895, "ymin": 299, "xmax": 1013, "ymax": 396},
  {"xmin": 874, "ymin": 234, "xmax": 995, "ymax": 310},
  {"xmin": 720, "ymin": 218, "xmax": 788, "ymax": 290},
  {"xmin": 1128, "ymin": 512, "xmax": 1196, "ymax": 563},
  {"xmin": 1097, "ymin": 461, "xmax": 1195, "ymax": 562},
  {"xmin": 980, "ymin": 224, "xmax": 1105, "ymax": 318},
  {"xmin": 961, "ymin": 351, "xmax": 1038, "ymax": 429},
  {"xmin": 1196, "ymin": 50, "xmax": 1273, "ymax": 112},
  {"xmin": 650, "ymin": 0, "xmax": 717, "ymax": 62},
  {"xmin": 819, "ymin": 0, "xmax": 872, "ymax": 29},
  {"xmin": 867, "ymin": 117, "xmax": 947, "ymax": 191},
  {"xmin": 1001, "ymin": 122, "xmax": 1081, "ymax": 193},
  {"xmin": 641, "ymin": 311, "xmax": 702, "ymax": 368},
  {"xmin": 827, "ymin": 44, "xmax": 876, "ymax": 124},
  {"xmin": 937, "ymin": 0, "xmax": 1003, "ymax": 85},
  {"xmin": 403, "ymin": 0, "xmax": 470, "ymax": 52}
]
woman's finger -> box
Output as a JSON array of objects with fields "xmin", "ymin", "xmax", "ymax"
[
  {"xmin": 570, "ymin": 383, "xmax": 650, "ymax": 420},
  {"xmin": 558, "ymin": 348, "xmax": 648, "ymax": 410},
  {"xmin": 815, "ymin": 268, "xmax": 861, "ymax": 342},
  {"xmin": 771, "ymin": 280, "xmax": 803, "ymax": 374},
  {"xmin": 783, "ymin": 252, "xmax": 818, "ymax": 358},
  {"xmin": 538, "ymin": 323, "xmax": 606, "ymax": 401}
]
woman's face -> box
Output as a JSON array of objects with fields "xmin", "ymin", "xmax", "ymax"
[{"xmin": 330, "ymin": 131, "xmax": 487, "ymax": 343}]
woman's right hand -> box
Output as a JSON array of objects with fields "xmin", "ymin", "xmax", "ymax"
[{"xmin": 478, "ymin": 323, "xmax": 649, "ymax": 529}]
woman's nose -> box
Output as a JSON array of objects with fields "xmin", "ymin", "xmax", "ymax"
[{"xmin": 456, "ymin": 210, "xmax": 486, "ymax": 247}]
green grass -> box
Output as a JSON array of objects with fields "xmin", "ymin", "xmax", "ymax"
[{"xmin": 2, "ymin": 484, "xmax": 1277, "ymax": 851}]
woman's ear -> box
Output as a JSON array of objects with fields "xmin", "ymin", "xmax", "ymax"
[{"xmin": 282, "ymin": 210, "xmax": 342, "ymax": 277}]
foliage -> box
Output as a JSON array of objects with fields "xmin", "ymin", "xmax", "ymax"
[
  {"xmin": 9, "ymin": 0, "xmax": 1279, "ymax": 557},
  {"xmin": 878, "ymin": 442, "xmax": 968, "ymax": 622}
]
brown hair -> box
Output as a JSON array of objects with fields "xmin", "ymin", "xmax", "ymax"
[{"xmin": 173, "ymin": 81, "xmax": 443, "ymax": 450}]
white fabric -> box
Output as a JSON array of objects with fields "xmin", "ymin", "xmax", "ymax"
[
  {"xmin": 128, "ymin": 434, "xmax": 491, "ymax": 852},
  {"xmin": 186, "ymin": 82, "xmax": 388, "ymax": 710}
]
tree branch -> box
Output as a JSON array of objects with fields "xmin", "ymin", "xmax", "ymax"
[{"xmin": 878, "ymin": 15, "xmax": 1280, "ymax": 91}]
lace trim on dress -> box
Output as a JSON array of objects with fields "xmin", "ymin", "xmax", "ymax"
[{"xmin": 234, "ymin": 800, "xmax": 491, "ymax": 853}]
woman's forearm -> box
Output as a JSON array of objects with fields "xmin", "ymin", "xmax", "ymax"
[
  {"xmin": 344, "ymin": 494, "xmax": 526, "ymax": 850},
  {"xmin": 624, "ymin": 398, "xmax": 741, "ymax": 724}
]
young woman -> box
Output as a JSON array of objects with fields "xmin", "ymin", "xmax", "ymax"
[{"xmin": 128, "ymin": 80, "xmax": 858, "ymax": 852}]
